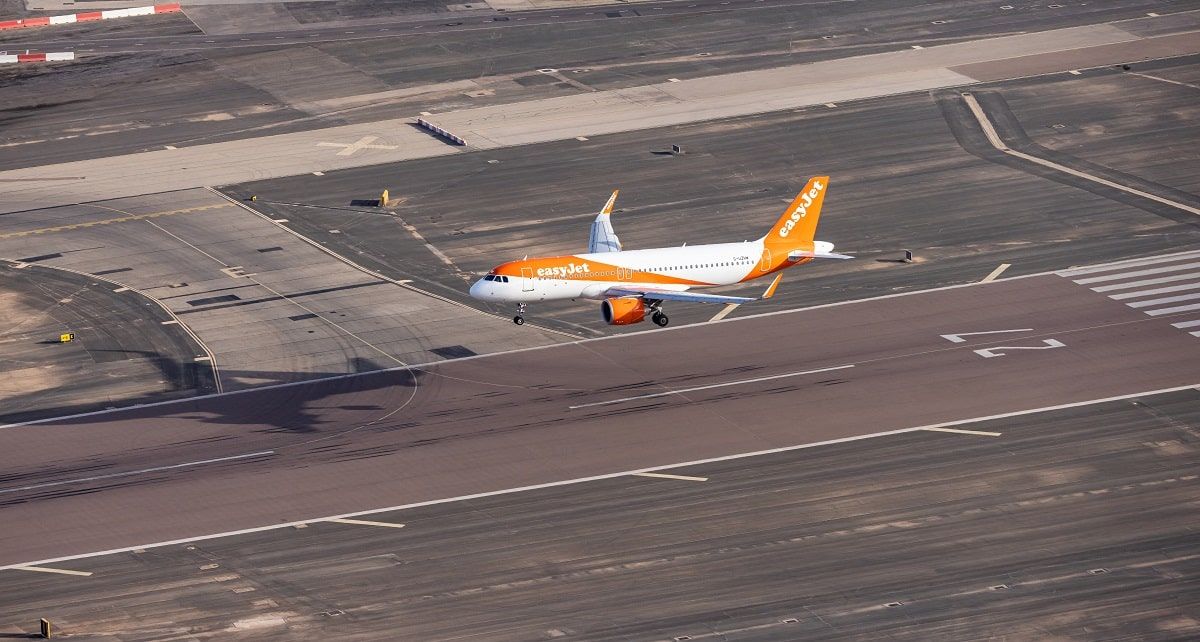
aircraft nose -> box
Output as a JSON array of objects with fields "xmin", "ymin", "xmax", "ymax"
[{"xmin": 469, "ymin": 278, "xmax": 485, "ymax": 300}]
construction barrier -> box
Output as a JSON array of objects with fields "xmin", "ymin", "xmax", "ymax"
[
  {"xmin": 0, "ymin": 4, "xmax": 180, "ymax": 30},
  {"xmin": 0, "ymin": 51, "xmax": 75, "ymax": 63},
  {"xmin": 416, "ymin": 118, "xmax": 466, "ymax": 146}
]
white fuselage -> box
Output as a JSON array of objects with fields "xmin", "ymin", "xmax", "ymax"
[{"xmin": 469, "ymin": 240, "xmax": 835, "ymax": 303}]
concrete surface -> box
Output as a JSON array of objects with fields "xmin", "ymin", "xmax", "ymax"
[
  {"xmin": 0, "ymin": 261, "xmax": 214, "ymax": 424},
  {"xmin": 0, "ymin": 188, "xmax": 568, "ymax": 399},
  {"xmin": 4, "ymin": 15, "xmax": 1199, "ymax": 213},
  {"xmin": 230, "ymin": 58, "xmax": 1200, "ymax": 335}
]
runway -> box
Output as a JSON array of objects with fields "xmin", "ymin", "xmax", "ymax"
[
  {"xmin": 2, "ymin": 339, "xmax": 1198, "ymax": 639},
  {"xmin": 3, "ymin": 252, "xmax": 1199, "ymax": 567}
]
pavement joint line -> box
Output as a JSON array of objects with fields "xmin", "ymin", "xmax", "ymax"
[
  {"xmin": 633, "ymin": 472, "xmax": 709, "ymax": 482},
  {"xmin": 146, "ymin": 206, "xmax": 410, "ymax": 367},
  {"xmin": 3, "ymin": 382, "xmax": 1196, "ymax": 572},
  {"xmin": 325, "ymin": 518, "xmax": 406, "ymax": 529},
  {"xmin": 569, "ymin": 364, "xmax": 855, "ymax": 409},
  {"xmin": 962, "ymin": 93, "xmax": 1200, "ymax": 217},
  {"xmin": 6, "ymin": 247, "xmax": 1200, "ymax": 430},
  {"xmin": 0, "ymin": 202, "xmax": 229, "ymax": 239},
  {"xmin": 13, "ymin": 565, "xmax": 92, "ymax": 577},
  {"xmin": 0, "ymin": 451, "xmax": 274, "ymax": 496},
  {"xmin": 920, "ymin": 427, "xmax": 1003, "ymax": 437},
  {"xmin": 205, "ymin": 187, "xmax": 578, "ymax": 339},
  {"xmin": 980, "ymin": 263, "xmax": 1011, "ymax": 283}
]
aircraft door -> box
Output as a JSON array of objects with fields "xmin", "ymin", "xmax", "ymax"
[
  {"xmin": 759, "ymin": 248, "xmax": 772, "ymax": 272},
  {"xmin": 521, "ymin": 267, "xmax": 535, "ymax": 291}
]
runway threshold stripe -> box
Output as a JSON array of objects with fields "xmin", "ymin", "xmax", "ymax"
[
  {"xmin": 4, "ymin": 383, "xmax": 1199, "ymax": 572},
  {"xmin": 1146, "ymin": 302, "xmax": 1200, "ymax": 316},
  {"xmin": 1092, "ymin": 271, "xmax": 1200, "ymax": 292},
  {"xmin": 1127, "ymin": 291, "xmax": 1200, "ymax": 308},
  {"xmin": 1172, "ymin": 320, "xmax": 1200, "ymax": 329},
  {"xmin": 13, "ymin": 565, "xmax": 92, "ymax": 576},
  {"xmin": 1059, "ymin": 250, "xmax": 1200, "ymax": 277},
  {"xmin": 568, "ymin": 364, "xmax": 855, "ymax": 409},
  {"xmin": 1109, "ymin": 281, "xmax": 1200, "ymax": 300},
  {"xmin": 0, "ymin": 451, "xmax": 274, "ymax": 495},
  {"xmin": 1073, "ymin": 262, "xmax": 1200, "ymax": 284}
]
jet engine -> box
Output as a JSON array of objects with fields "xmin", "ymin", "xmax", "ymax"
[{"xmin": 601, "ymin": 297, "xmax": 645, "ymax": 325}]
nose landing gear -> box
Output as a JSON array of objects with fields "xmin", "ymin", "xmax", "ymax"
[{"xmin": 513, "ymin": 303, "xmax": 527, "ymax": 325}]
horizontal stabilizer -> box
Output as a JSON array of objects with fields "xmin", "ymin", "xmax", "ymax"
[{"xmin": 789, "ymin": 251, "xmax": 854, "ymax": 260}]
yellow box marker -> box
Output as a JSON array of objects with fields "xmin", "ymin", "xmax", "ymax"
[
  {"xmin": 380, "ymin": 189, "xmax": 390, "ymax": 207},
  {"xmin": 59, "ymin": 333, "xmax": 74, "ymax": 343}
]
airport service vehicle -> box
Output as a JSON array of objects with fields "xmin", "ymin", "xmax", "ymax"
[{"xmin": 469, "ymin": 176, "xmax": 850, "ymax": 326}]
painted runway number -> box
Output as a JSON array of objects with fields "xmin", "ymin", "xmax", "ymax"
[
  {"xmin": 940, "ymin": 329, "xmax": 1066, "ymax": 358},
  {"xmin": 973, "ymin": 339, "xmax": 1066, "ymax": 358}
]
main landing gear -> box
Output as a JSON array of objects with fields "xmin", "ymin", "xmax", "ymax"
[
  {"xmin": 513, "ymin": 303, "xmax": 527, "ymax": 325},
  {"xmin": 649, "ymin": 300, "xmax": 669, "ymax": 327}
]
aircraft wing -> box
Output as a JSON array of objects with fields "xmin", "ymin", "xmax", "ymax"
[
  {"xmin": 604, "ymin": 273, "xmax": 783, "ymax": 305},
  {"xmin": 587, "ymin": 190, "xmax": 622, "ymax": 253},
  {"xmin": 603, "ymin": 287, "xmax": 756, "ymax": 305}
]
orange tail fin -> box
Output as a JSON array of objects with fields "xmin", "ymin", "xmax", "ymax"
[{"xmin": 763, "ymin": 176, "xmax": 829, "ymax": 251}]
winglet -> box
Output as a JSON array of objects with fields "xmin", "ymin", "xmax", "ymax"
[
  {"xmin": 599, "ymin": 189, "xmax": 619, "ymax": 217},
  {"xmin": 762, "ymin": 273, "xmax": 783, "ymax": 299}
]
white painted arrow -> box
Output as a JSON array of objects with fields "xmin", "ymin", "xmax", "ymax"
[
  {"xmin": 940, "ymin": 328, "xmax": 1033, "ymax": 343},
  {"xmin": 974, "ymin": 339, "xmax": 1065, "ymax": 358}
]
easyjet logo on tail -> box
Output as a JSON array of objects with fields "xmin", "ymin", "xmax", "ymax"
[
  {"xmin": 778, "ymin": 180, "xmax": 824, "ymax": 238},
  {"xmin": 536, "ymin": 262, "xmax": 591, "ymax": 278}
]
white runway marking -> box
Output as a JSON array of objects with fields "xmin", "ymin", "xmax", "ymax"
[
  {"xmin": 1092, "ymin": 272, "xmax": 1200, "ymax": 292},
  {"xmin": 1172, "ymin": 320, "xmax": 1200, "ymax": 329},
  {"xmin": 0, "ymin": 451, "xmax": 274, "ymax": 495},
  {"xmin": 940, "ymin": 328, "xmax": 1032, "ymax": 343},
  {"xmin": 568, "ymin": 364, "xmax": 855, "ymax": 409},
  {"xmin": 980, "ymin": 263, "xmax": 1011, "ymax": 282},
  {"xmin": 3, "ymin": 384, "xmax": 1198, "ymax": 572},
  {"xmin": 921, "ymin": 427, "xmax": 1002, "ymax": 437},
  {"xmin": 1146, "ymin": 302, "xmax": 1200, "ymax": 316},
  {"xmin": 13, "ymin": 566, "xmax": 92, "ymax": 576},
  {"xmin": 633, "ymin": 472, "xmax": 709, "ymax": 482},
  {"xmin": 1074, "ymin": 262, "xmax": 1200, "ymax": 284},
  {"xmin": 325, "ymin": 518, "xmax": 406, "ymax": 529},
  {"xmin": 1127, "ymin": 291, "xmax": 1200, "ymax": 308},
  {"xmin": 1109, "ymin": 281, "xmax": 1200, "ymax": 300},
  {"xmin": 316, "ymin": 136, "xmax": 398, "ymax": 157}
]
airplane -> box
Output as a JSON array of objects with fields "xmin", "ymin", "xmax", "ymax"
[{"xmin": 469, "ymin": 175, "xmax": 851, "ymax": 327}]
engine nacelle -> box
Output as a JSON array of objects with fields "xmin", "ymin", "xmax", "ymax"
[{"xmin": 601, "ymin": 297, "xmax": 646, "ymax": 325}]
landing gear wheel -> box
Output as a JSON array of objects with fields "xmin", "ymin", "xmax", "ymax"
[
  {"xmin": 652, "ymin": 312, "xmax": 669, "ymax": 327},
  {"xmin": 513, "ymin": 315, "xmax": 525, "ymax": 325}
]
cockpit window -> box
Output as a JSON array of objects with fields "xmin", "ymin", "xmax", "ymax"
[{"xmin": 501, "ymin": 276, "xmax": 509, "ymax": 283}]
